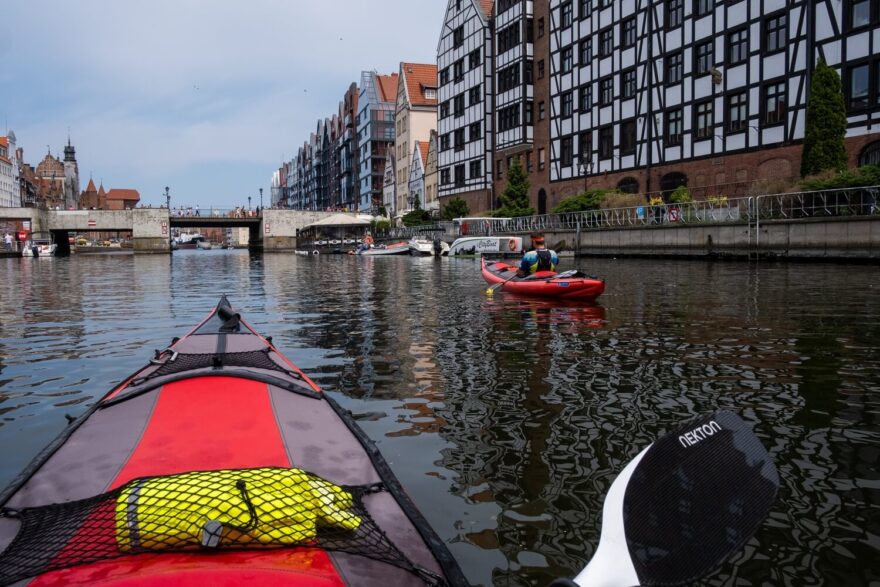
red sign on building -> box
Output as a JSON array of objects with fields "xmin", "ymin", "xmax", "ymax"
[{"xmin": 88, "ymin": 219, "xmax": 97, "ymax": 228}]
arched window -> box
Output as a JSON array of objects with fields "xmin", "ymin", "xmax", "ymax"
[
  {"xmin": 859, "ymin": 141, "xmax": 880, "ymax": 166},
  {"xmin": 660, "ymin": 172, "xmax": 688, "ymax": 199},
  {"xmin": 617, "ymin": 177, "xmax": 639, "ymax": 194}
]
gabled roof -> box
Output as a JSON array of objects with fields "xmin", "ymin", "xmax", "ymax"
[
  {"xmin": 377, "ymin": 73, "xmax": 399, "ymax": 103},
  {"xmin": 417, "ymin": 141, "xmax": 429, "ymax": 167},
  {"xmin": 105, "ymin": 188, "xmax": 140, "ymax": 201},
  {"xmin": 84, "ymin": 178, "xmax": 97, "ymax": 193},
  {"xmin": 479, "ymin": 0, "xmax": 494, "ymax": 19},
  {"xmin": 401, "ymin": 63, "xmax": 438, "ymax": 107}
]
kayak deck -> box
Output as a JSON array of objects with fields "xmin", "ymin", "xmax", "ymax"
[
  {"xmin": 0, "ymin": 297, "xmax": 464, "ymax": 586},
  {"xmin": 481, "ymin": 258, "xmax": 605, "ymax": 301}
]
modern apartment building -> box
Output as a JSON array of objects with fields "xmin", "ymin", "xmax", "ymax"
[
  {"xmin": 339, "ymin": 83, "xmax": 360, "ymax": 210},
  {"xmin": 536, "ymin": 0, "xmax": 880, "ymax": 209},
  {"xmin": 437, "ymin": 0, "xmax": 496, "ymax": 214},
  {"xmin": 394, "ymin": 63, "xmax": 438, "ymax": 217},
  {"xmin": 357, "ymin": 71, "xmax": 399, "ymax": 213}
]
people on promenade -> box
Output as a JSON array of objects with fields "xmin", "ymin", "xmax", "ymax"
[
  {"xmin": 517, "ymin": 234, "xmax": 558, "ymax": 277},
  {"xmin": 4, "ymin": 232, "xmax": 13, "ymax": 251}
]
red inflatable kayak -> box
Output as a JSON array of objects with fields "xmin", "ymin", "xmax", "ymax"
[
  {"xmin": 481, "ymin": 258, "xmax": 605, "ymax": 301},
  {"xmin": 0, "ymin": 297, "xmax": 466, "ymax": 586}
]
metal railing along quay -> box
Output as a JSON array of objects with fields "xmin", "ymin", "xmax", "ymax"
[
  {"xmin": 401, "ymin": 185, "xmax": 879, "ymax": 238},
  {"xmin": 168, "ymin": 208, "xmax": 261, "ymax": 219}
]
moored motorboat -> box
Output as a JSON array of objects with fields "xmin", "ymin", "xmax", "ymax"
[
  {"xmin": 408, "ymin": 237, "xmax": 435, "ymax": 256},
  {"xmin": 0, "ymin": 297, "xmax": 467, "ymax": 586},
  {"xmin": 357, "ymin": 242, "xmax": 410, "ymax": 256},
  {"xmin": 481, "ymin": 257, "xmax": 605, "ymax": 301},
  {"xmin": 20, "ymin": 232, "xmax": 57, "ymax": 257},
  {"xmin": 447, "ymin": 236, "xmax": 522, "ymax": 257}
]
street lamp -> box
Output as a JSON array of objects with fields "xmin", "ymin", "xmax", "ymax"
[
  {"xmin": 165, "ymin": 186, "xmax": 170, "ymax": 210},
  {"xmin": 577, "ymin": 160, "xmax": 593, "ymax": 194},
  {"xmin": 248, "ymin": 196, "xmax": 251, "ymax": 211},
  {"xmin": 259, "ymin": 188, "xmax": 263, "ymax": 212}
]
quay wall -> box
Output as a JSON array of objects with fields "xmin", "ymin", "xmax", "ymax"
[{"xmin": 536, "ymin": 216, "xmax": 879, "ymax": 260}]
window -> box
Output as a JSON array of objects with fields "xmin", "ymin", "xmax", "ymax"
[
  {"xmin": 618, "ymin": 177, "xmax": 639, "ymax": 193},
  {"xmin": 579, "ymin": 85, "xmax": 592, "ymax": 110},
  {"xmin": 848, "ymin": 0, "xmax": 873, "ymax": 29},
  {"xmin": 454, "ymin": 164, "xmax": 465, "ymax": 186},
  {"xmin": 599, "ymin": 76, "xmax": 613, "ymax": 105},
  {"xmin": 667, "ymin": 0, "xmax": 683, "ymax": 28},
  {"xmin": 440, "ymin": 68, "xmax": 450, "ymax": 86},
  {"xmin": 621, "ymin": 17, "xmax": 636, "ymax": 48},
  {"xmin": 469, "ymin": 122, "xmax": 482, "ymax": 141},
  {"xmin": 526, "ymin": 151, "xmax": 533, "ymax": 172},
  {"xmin": 440, "ymin": 101, "xmax": 450, "ymax": 118},
  {"xmin": 727, "ymin": 91, "xmax": 748, "ymax": 132},
  {"xmin": 539, "ymin": 101, "xmax": 546, "ymax": 120},
  {"xmin": 441, "ymin": 169, "xmax": 451, "ymax": 184},
  {"xmin": 620, "ymin": 119, "xmax": 636, "ymax": 154},
  {"xmin": 538, "ymin": 17, "xmax": 545, "ymax": 37},
  {"xmin": 441, "ymin": 134, "xmax": 450, "ymax": 151},
  {"xmin": 599, "ymin": 126, "xmax": 613, "ymax": 159},
  {"xmin": 695, "ymin": 41, "xmax": 713, "ymax": 75},
  {"xmin": 425, "ymin": 88, "xmax": 436, "ymax": 99},
  {"xmin": 561, "ymin": 1, "xmax": 573, "ymax": 28},
  {"xmin": 580, "ymin": 38, "xmax": 593, "ymax": 65},
  {"xmin": 694, "ymin": 100, "xmax": 713, "ymax": 139},
  {"xmin": 561, "ymin": 136, "xmax": 573, "ymax": 166},
  {"xmin": 599, "ymin": 0, "xmax": 611, "ymax": 7},
  {"xmin": 496, "ymin": 159, "xmax": 503, "ymax": 179},
  {"xmin": 695, "ymin": 0, "xmax": 713, "ymax": 17},
  {"xmin": 561, "ymin": 46, "xmax": 574, "ymax": 73},
  {"xmin": 498, "ymin": 64, "xmax": 520, "ymax": 92},
  {"xmin": 453, "ymin": 59, "xmax": 464, "ymax": 82},
  {"xmin": 453, "ymin": 26, "xmax": 464, "ymax": 48},
  {"xmin": 764, "ymin": 13, "xmax": 787, "ymax": 53},
  {"xmin": 469, "ymin": 49, "xmax": 481, "ymax": 69},
  {"xmin": 454, "ymin": 94, "xmax": 465, "ymax": 117},
  {"xmin": 454, "ymin": 129, "xmax": 465, "ymax": 151},
  {"xmin": 527, "ymin": 18, "xmax": 534, "ymax": 43},
  {"xmin": 498, "ymin": 104, "xmax": 521, "ymax": 131},
  {"xmin": 580, "ymin": 0, "xmax": 592, "ymax": 18},
  {"xmin": 498, "ymin": 23, "xmax": 521, "ymax": 54},
  {"xmin": 599, "ymin": 27, "xmax": 613, "ymax": 57},
  {"xmin": 848, "ymin": 63, "xmax": 870, "ymax": 110},
  {"xmin": 666, "ymin": 108, "xmax": 683, "ymax": 145},
  {"xmin": 538, "ymin": 59, "xmax": 545, "ymax": 79},
  {"xmin": 666, "ymin": 52, "xmax": 683, "ymax": 84},
  {"xmin": 469, "ymin": 160, "xmax": 482, "ymax": 179},
  {"xmin": 763, "ymin": 81, "xmax": 786, "ymax": 125},
  {"xmin": 469, "ymin": 85, "xmax": 482, "ymax": 105},
  {"xmin": 525, "ymin": 100, "xmax": 534, "ymax": 124},
  {"xmin": 579, "ymin": 131, "xmax": 592, "ymax": 161},
  {"xmin": 539, "ymin": 148, "xmax": 546, "ymax": 170},
  {"xmin": 524, "ymin": 59, "xmax": 533, "ymax": 83},
  {"xmin": 561, "ymin": 91, "xmax": 574, "ymax": 117},
  {"xmin": 622, "ymin": 68, "xmax": 636, "ymax": 99},
  {"xmin": 727, "ymin": 28, "xmax": 748, "ymax": 65}
]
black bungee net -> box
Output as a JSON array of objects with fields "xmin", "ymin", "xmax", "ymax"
[{"xmin": 0, "ymin": 467, "xmax": 446, "ymax": 586}]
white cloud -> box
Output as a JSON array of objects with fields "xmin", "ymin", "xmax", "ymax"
[{"xmin": 2, "ymin": 0, "xmax": 446, "ymax": 205}]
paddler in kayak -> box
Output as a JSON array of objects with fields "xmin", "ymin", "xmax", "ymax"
[{"xmin": 517, "ymin": 233, "xmax": 558, "ymax": 277}]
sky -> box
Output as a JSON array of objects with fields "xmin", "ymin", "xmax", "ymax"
[{"xmin": 1, "ymin": 1, "xmax": 447, "ymax": 208}]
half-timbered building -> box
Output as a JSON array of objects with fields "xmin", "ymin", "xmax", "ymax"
[
  {"xmin": 543, "ymin": 0, "xmax": 880, "ymax": 204},
  {"xmin": 437, "ymin": 0, "xmax": 496, "ymax": 214}
]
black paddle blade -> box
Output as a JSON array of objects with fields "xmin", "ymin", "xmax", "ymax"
[{"xmin": 623, "ymin": 410, "xmax": 779, "ymax": 585}]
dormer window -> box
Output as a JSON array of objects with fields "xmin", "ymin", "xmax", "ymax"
[{"xmin": 425, "ymin": 88, "xmax": 437, "ymax": 99}]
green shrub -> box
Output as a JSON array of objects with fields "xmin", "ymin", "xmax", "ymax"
[
  {"xmin": 494, "ymin": 158, "xmax": 535, "ymax": 217},
  {"xmin": 800, "ymin": 165, "xmax": 880, "ymax": 190},
  {"xmin": 442, "ymin": 197, "xmax": 470, "ymax": 220},
  {"xmin": 552, "ymin": 189, "xmax": 605, "ymax": 213},
  {"xmin": 669, "ymin": 185, "xmax": 693, "ymax": 204},
  {"xmin": 801, "ymin": 59, "xmax": 848, "ymax": 177},
  {"xmin": 370, "ymin": 219, "xmax": 391, "ymax": 232},
  {"xmin": 599, "ymin": 191, "xmax": 644, "ymax": 209}
]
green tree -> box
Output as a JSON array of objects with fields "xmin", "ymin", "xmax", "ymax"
[
  {"xmin": 402, "ymin": 197, "xmax": 432, "ymax": 226},
  {"xmin": 442, "ymin": 197, "xmax": 470, "ymax": 220},
  {"xmin": 552, "ymin": 189, "xmax": 605, "ymax": 213},
  {"xmin": 801, "ymin": 58, "xmax": 848, "ymax": 177},
  {"xmin": 494, "ymin": 158, "xmax": 535, "ymax": 217},
  {"xmin": 668, "ymin": 185, "xmax": 692, "ymax": 204}
]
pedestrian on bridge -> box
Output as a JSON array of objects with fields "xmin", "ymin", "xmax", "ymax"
[{"xmin": 4, "ymin": 232, "xmax": 13, "ymax": 251}]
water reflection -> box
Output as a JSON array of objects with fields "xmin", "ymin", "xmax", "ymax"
[{"xmin": 0, "ymin": 253, "xmax": 878, "ymax": 585}]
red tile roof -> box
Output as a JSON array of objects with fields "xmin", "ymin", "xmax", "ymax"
[
  {"xmin": 401, "ymin": 63, "xmax": 437, "ymax": 107},
  {"xmin": 418, "ymin": 141, "xmax": 429, "ymax": 167},
  {"xmin": 0, "ymin": 136, "xmax": 8, "ymax": 164},
  {"xmin": 105, "ymin": 188, "xmax": 140, "ymax": 201},
  {"xmin": 84, "ymin": 178, "xmax": 97, "ymax": 193},
  {"xmin": 377, "ymin": 73, "xmax": 399, "ymax": 103},
  {"xmin": 480, "ymin": 0, "xmax": 494, "ymax": 18}
]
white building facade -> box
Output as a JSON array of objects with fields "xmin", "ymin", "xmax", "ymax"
[{"xmin": 437, "ymin": 0, "xmax": 496, "ymax": 213}]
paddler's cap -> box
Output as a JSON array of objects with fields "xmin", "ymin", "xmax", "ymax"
[{"xmin": 532, "ymin": 234, "xmax": 545, "ymax": 245}]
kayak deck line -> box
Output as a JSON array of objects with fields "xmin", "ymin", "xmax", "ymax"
[{"xmin": 0, "ymin": 297, "xmax": 467, "ymax": 586}]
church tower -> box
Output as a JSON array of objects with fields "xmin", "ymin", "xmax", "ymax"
[{"xmin": 63, "ymin": 138, "xmax": 80, "ymax": 209}]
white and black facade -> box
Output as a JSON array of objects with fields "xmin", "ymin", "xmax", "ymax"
[
  {"xmin": 494, "ymin": 0, "xmax": 535, "ymax": 154},
  {"xmin": 547, "ymin": 0, "xmax": 880, "ymax": 197},
  {"xmin": 437, "ymin": 0, "xmax": 495, "ymax": 210}
]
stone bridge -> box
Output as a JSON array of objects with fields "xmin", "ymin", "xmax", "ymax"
[{"xmin": 0, "ymin": 208, "xmax": 345, "ymax": 254}]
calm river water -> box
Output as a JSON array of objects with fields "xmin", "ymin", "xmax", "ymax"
[{"xmin": 0, "ymin": 250, "xmax": 878, "ymax": 586}]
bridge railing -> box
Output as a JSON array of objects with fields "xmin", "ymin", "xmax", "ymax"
[{"xmin": 169, "ymin": 208, "xmax": 261, "ymax": 219}]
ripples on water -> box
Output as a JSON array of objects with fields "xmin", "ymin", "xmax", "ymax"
[{"xmin": 0, "ymin": 251, "xmax": 878, "ymax": 586}]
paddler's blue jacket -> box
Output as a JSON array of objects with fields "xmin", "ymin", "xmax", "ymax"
[{"xmin": 519, "ymin": 248, "xmax": 558, "ymax": 275}]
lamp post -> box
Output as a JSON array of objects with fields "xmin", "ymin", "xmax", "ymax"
[
  {"xmin": 165, "ymin": 186, "xmax": 170, "ymax": 210},
  {"xmin": 577, "ymin": 160, "xmax": 592, "ymax": 194},
  {"xmin": 248, "ymin": 196, "xmax": 251, "ymax": 211},
  {"xmin": 259, "ymin": 188, "xmax": 263, "ymax": 212}
]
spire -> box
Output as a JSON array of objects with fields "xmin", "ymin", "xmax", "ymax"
[{"xmin": 64, "ymin": 137, "xmax": 76, "ymax": 162}]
